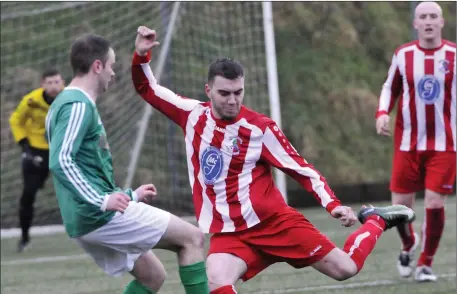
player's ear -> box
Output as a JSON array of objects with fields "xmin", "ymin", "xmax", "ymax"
[
  {"xmin": 204, "ymin": 83, "xmax": 211, "ymax": 99},
  {"xmin": 92, "ymin": 60, "xmax": 103, "ymax": 74},
  {"xmin": 413, "ymin": 19, "xmax": 418, "ymax": 29}
]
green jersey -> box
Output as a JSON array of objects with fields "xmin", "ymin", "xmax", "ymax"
[{"xmin": 46, "ymin": 87, "xmax": 135, "ymax": 237}]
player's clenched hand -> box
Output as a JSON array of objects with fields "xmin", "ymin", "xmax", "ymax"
[
  {"xmin": 135, "ymin": 184, "xmax": 158, "ymax": 203},
  {"xmin": 135, "ymin": 26, "xmax": 160, "ymax": 56},
  {"xmin": 104, "ymin": 192, "xmax": 131, "ymax": 213},
  {"xmin": 330, "ymin": 206, "xmax": 357, "ymax": 227},
  {"xmin": 376, "ymin": 114, "xmax": 391, "ymax": 136}
]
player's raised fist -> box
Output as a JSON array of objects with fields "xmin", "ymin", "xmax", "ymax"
[{"xmin": 135, "ymin": 26, "xmax": 160, "ymax": 56}]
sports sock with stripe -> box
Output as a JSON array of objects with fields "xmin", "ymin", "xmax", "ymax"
[{"xmin": 343, "ymin": 215, "xmax": 386, "ymax": 272}]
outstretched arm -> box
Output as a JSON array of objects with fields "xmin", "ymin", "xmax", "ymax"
[
  {"xmin": 261, "ymin": 121, "xmax": 357, "ymax": 226},
  {"xmin": 131, "ymin": 26, "xmax": 202, "ymax": 129},
  {"xmin": 261, "ymin": 121, "xmax": 341, "ymax": 214}
]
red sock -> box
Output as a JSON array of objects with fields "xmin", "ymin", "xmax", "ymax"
[
  {"xmin": 418, "ymin": 207, "xmax": 445, "ymax": 267},
  {"xmin": 210, "ymin": 285, "xmax": 237, "ymax": 294},
  {"xmin": 397, "ymin": 223, "xmax": 416, "ymax": 251},
  {"xmin": 343, "ymin": 215, "xmax": 386, "ymax": 272}
]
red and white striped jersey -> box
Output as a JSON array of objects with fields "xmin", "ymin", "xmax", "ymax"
[
  {"xmin": 377, "ymin": 40, "xmax": 456, "ymax": 152},
  {"xmin": 132, "ymin": 51, "xmax": 341, "ymax": 233}
]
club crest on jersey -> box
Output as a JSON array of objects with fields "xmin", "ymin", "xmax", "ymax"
[
  {"xmin": 227, "ymin": 136, "xmax": 242, "ymax": 155},
  {"xmin": 438, "ymin": 59, "xmax": 450, "ymax": 74},
  {"xmin": 201, "ymin": 146, "xmax": 224, "ymax": 185},
  {"xmin": 418, "ymin": 75, "xmax": 440, "ymax": 105}
]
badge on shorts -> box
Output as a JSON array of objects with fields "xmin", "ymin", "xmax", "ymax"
[
  {"xmin": 418, "ymin": 75, "xmax": 440, "ymax": 105},
  {"xmin": 201, "ymin": 146, "xmax": 224, "ymax": 185}
]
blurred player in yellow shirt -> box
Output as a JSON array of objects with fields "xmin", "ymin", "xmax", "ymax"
[{"xmin": 9, "ymin": 69, "xmax": 64, "ymax": 252}]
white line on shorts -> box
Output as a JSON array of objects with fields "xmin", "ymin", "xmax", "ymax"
[{"xmin": 253, "ymin": 273, "xmax": 456, "ymax": 293}]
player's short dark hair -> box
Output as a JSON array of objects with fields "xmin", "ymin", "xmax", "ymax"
[
  {"xmin": 70, "ymin": 34, "xmax": 111, "ymax": 76},
  {"xmin": 41, "ymin": 68, "xmax": 61, "ymax": 80},
  {"xmin": 207, "ymin": 58, "xmax": 244, "ymax": 84}
]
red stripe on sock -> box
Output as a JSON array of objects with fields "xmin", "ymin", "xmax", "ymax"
[{"xmin": 418, "ymin": 207, "xmax": 445, "ymax": 267}]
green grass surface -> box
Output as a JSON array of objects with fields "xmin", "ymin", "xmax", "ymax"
[{"xmin": 1, "ymin": 198, "xmax": 456, "ymax": 294}]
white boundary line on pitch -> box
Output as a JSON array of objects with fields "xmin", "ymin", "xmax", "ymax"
[
  {"xmin": 1, "ymin": 254, "xmax": 88, "ymax": 265},
  {"xmin": 2, "ymin": 253, "xmax": 455, "ymax": 292},
  {"xmin": 1, "ymin": 225, "xmax": 66, "ymax": 239},
  {"xmin": 253, "ymin": 273, "xmax": 456, "ymax": 293},
  {"xmin": 2, "ymin": 252, "xmax": 455, "ymax": 292}
]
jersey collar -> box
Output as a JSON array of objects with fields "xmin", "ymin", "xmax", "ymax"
[{"xmin": 64, "ymin": 86, "xmax": 96, "ymax": 105}]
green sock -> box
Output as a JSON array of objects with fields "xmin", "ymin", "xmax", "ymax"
[
  {"xmin": 179, "ymin": 261, "xmax": 210, "ymax": 294},
  {"xmin": 123, "ymin": 280, "xmax": 155, "ymax": 294}
]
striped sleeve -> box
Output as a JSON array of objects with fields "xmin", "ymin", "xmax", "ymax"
[
  {"xmin": 131, "ymin": 51, "xmax": 202, "ymax": 129},
  {"xmin": 260, "ymin": 121, "xmax": 341, "ymax": 214},
  {"xmin": 376, "ymin": 53, "xmax": 402, "ymax": 118},
  {"xmin": 48, "ymin": 102, "xmax": 105, "ymax": 208}
]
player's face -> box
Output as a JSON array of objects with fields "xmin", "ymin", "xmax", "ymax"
[
  {"xmin": 98, "ymin": 48, "xmax": 116, "ymax": 93},
  {"xmin": 42, "ymin": 74, "xmax": 64, "ymax": 98},
  {"xmin": 414, "ymin": 2, "xmax": 444, "ymax": 41},
  {"xmin": 206, "ymin": 76, "xmax": 244, "ymax": 120}
]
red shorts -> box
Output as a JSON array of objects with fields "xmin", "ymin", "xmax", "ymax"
[
  {"xmin": 207, "ymin": 206, "xmax": 336, "ymax": 281},
  {"xmin": 390, "ymin": 150, "xmax": 456, "ymax": 194}
]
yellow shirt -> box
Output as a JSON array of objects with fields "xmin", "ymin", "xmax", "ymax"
[{"xmin": 9, "ymin": 88, "xmax": 52, "ymax": 150}]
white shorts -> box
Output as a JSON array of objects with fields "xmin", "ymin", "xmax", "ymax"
[{"xmin": 74, "ymin": 201, "xmax": 171, "ymax": 277}]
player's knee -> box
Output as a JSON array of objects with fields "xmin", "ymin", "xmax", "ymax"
[
  {"xmin": 131, "ymin": 252, "xmax": 167, "ymax": 292},
  {"xmin": 155, "ymin": 270, "xmax": 167, "ymax": 290},
  {"xmin": 206, "ymin": 271, "xmax": 221, "ymax": 291},
  {"xmin": 206, "ymin": 253, "xmax": 244, "ymax": 289},
  {"xmin": 425, "ymin": 199, "xmax": 444, "ymax": 209},
  {"xmin": 331, "ymin": 263, "xmax": 358, "ymax": 281},
  {"xmin": 141, "ymin": 273, "xmax": 166, "ymax": 292},
  {"xmin": 138, "ymin": 267, "xmax": 167, "ymax": 292},
  {"xmin": 195, "ymin": 230, "xmax": 205, "ymax": 248},
  {"xmin": 424, "ymin": 190, "xmax": 446, "ymax": 208},
  {"xmin": 391, "ymin": 192, "xmax": 415, "ymax": 207},
  {"xmin": 183, "ymin": 228, "xmax": 205, "ymax": 251},
  {"xmin": 206, "ymin": 266, "xmax": 229, "ymax": 291}
]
